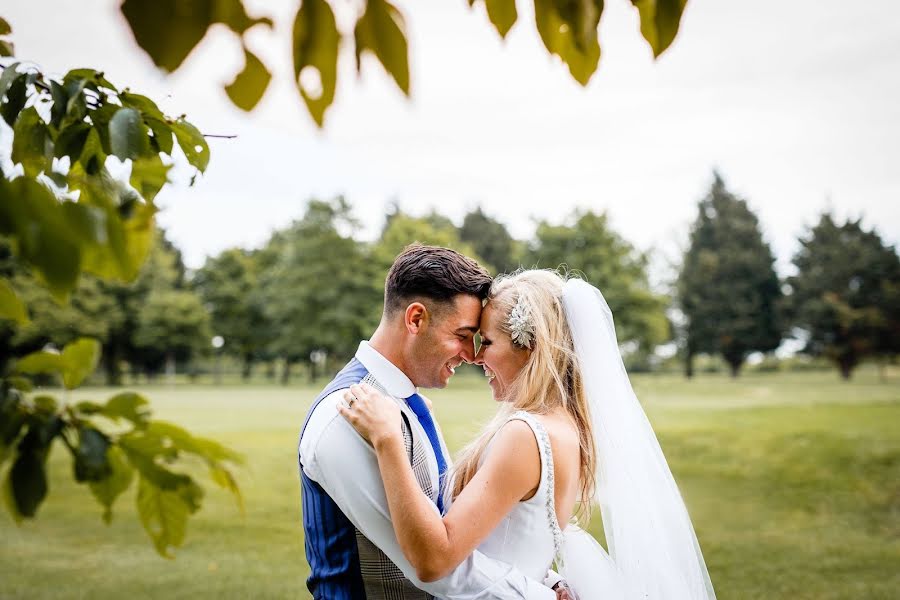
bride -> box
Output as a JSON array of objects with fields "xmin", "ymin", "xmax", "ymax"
[{"xmin": 339, "ymin": 270, "xmax": 717, "ymax": 599}]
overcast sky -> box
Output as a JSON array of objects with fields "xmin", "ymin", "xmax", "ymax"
[{"xmin": 5, "ymin": 0, "xmax": 900, "ymax": 276}]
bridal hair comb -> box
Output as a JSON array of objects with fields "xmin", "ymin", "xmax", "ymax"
[{"xmin": 507, "ymin": 294, "xmax": 535, "ymax": 349}]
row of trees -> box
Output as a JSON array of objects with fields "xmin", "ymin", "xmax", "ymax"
[
  {"xmin": 3, "ymin": 199, "xmax": 671, "ymax": 383},
  {"xmin": 5, "ymin": 174, "xmax": 897, "ymax": 384},
  {"xmin": 678, "ymin": 174, "xmax": 899, "ymax": 379}
]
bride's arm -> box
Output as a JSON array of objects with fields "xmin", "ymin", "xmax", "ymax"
[{"xmin": 340, "ymin": 384, "xmax": 541, "ymax": 583}]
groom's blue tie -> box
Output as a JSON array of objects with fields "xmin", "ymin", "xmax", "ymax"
[{"xmin": 404, "ymin": 393, "xmax": 447, "ymax": 513}]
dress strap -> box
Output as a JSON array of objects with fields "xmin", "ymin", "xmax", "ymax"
[{"xmin": 507, "ymin": 410, "xmax": 565, "ymax": 563}]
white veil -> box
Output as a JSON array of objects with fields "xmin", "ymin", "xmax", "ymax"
[{"xmin": 559, "ymin": 279, "xmax": 716, "ymax": 600}]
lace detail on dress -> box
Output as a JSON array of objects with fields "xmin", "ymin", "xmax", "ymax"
[{"xmin": 507, "ymin": 410, "xmax": 565, "ymax": 570}]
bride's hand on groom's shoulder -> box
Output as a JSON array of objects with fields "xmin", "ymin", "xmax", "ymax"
[{"xmin": 339, "ymin": 383, "xmax": 402, "ymax": 449}]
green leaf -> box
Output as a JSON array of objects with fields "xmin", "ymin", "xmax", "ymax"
[
  {"xmin": 10, "ymin": 450, "xmax": 49, "ymax": 519},
  {"xmin": 630, "ymin": 0, "xmax": 686, "ymax": 57},
  {"xmin": 14, "ymin": 350, "xmax": 63, "ymax": 378},
  {"xmin": 89, "ymin": 445, "xmax": 134, "ymax": 524},
  {"xmin": 75, "ymin": 400, "xmax": 104, "ymax": 415},
  {"xmin": 120, "ymin": 0, "xmax": 213, "ymax": 72},
  {"xmin": 146, "ymin": 421, "xmax": 242, "ymax": 464},
  {"xmin": 60, "ymin": 202, "xmax": 107, "ymax": 248},
  {"xmin": 1, "ymin": 71, "xmax": 27, "ymax": 126},
  {"xmin": 215, "ymin": 0, "xmax": 274, "ymax": 33},
  {"xmin": 0, "ymin": 277, "xmax": 28, "ymax": 324},
  {"xmin": 4, "ymin": 376, "xmax": 33, "ymax": 393},
  {"xmin": 32, "ymin": 395, "xmax": 59, "ymax": 415},
  {"xmin": 0, "ymin": 40, "xmax": 13, "ymax": 58},
  {"xmin": 54, "ymin": 122, "xmax": 91, "ymax": 161},
  {"xmin": 224, "ymin": 47, "xmax": 272, "ymax": 112},
  {"xmin": 0, "ymin": 63, "xmax": 21, "ymax": 99},
  {"xmin": 292, "ymin": 0, "xmax": 339, "ymax": 127},
  {"xmin": 60, "ymin": 337, "xmax": 101, "ymax": 389},
  {"xmin": 77, "ymin": 180, "xmax": 157, "ymax": 283},
  {"xmin": 6, "ymin": 427, "xmax": 53, "ymax": 519},
  {"xmin": 534, "ymin": 0, "xmax": 603, "ymax": 86},
  {"xmin": 120, "ymin": 434, "xmax": 178, "ymax": 477},
  {"xmin": 136, "ymin": 475, "xmax": 202, "ymax": 557},
  {"xmin": 0, "ymin": 178, "xmax": 82, "ymax": 298},
  {"xmin": 109, "ymin": 107, "xmax": 150, "ymax": 161},
  {"xmin": 209, "ymin": 464, "xmax": 244, "ymax": 514},
  {"xmin": 49, "ymin": 81, "xmax": 70, "ymax": 129},
  {"xmin": 15, "ymin": 341, "xmax": 99, "ymax": 389},
  {"xmin": 102, "ymin": 392, "xmax": 151, "ymax": 427},
  {"xmin": 11, "ymin": 107, "xmax": 53, "ymax": 177},
  {"xmin": 131, "ymin": 154, "xmax": 172, "ymax": 201},
  {"xmin": 483, "ymin": 0, "xmax": 518, "ymax": 38},
  {"xmin": 73, "ymin": 426, "xmax": 112, "ymax": 482},
  {"xmin": 77, "ymin": 128, "xmax": 107, "ymax": 176},
  {"xmin": 146, "ymin": 118, "xmax": 174, "ymax": 155},
  {"xmin": 0, "ymin": 389, "xmax": 26, "ymax": 465},
  {"xmin": 63, "ymin": 68, "xmax": 119, "ymax": 93},
  {"xmin": 354, "ymin": 0, "xmax": 410, "ymax": 95},
  {"xmin": 170, "ymin": 118, "xmax": 209, "ymax": 172},
  {"xmin": 0, "ymin": 17, "xmax": 11, "ymax": 35},
  {"xmin": 119, "ymin": 92, "xmax": 166, "ymax": 121}
]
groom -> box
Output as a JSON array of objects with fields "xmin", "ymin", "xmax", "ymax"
[{"xmin": 298, "ymin": 244, "xmax": 559, "ymax": 599}]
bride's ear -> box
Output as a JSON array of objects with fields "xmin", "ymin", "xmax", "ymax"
[{"xmin": 404, "ymin": 302, "xmax": 428, "ymax": 334}]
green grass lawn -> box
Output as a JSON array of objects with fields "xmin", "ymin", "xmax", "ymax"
[{"xmin": 2, "ymin": 369, "xmax": 898, "ymax": 599}]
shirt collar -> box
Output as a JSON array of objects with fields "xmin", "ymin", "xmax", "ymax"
[{"xmin": 355, "ymin": 341, "xmax": 416, "ymax": 399}]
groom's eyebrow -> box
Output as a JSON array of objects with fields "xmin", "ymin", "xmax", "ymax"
[{"xmin": 455, "ymin": 325, "xmax": 479, "ymax": 334}]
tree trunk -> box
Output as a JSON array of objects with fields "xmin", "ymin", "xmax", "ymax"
[
  {"xmin": 103, "ymin": 346, "xmax": 123, "ymax": 386},
  {"xmin": 728, "ymin": 359, "xmax": 742, "ymax": 378},
  {"xmin": 165, "ymin": 351, "xmax": 176, "ymax": 385},
  {"xmin": 241, "ymin": 355, "xmax": 253, "ymax": 381},
  {"xmin": 839, "ymin": 359, "xmax": 854, "ymax": 380},
  {"xmin": 281, "ymin": 360, "xmax": 292, "ymax": 386},
  {"xmin": 684, "ymin": 351, "xmax": 694, "ymax": 379},
  {"xmin": 266, "ymin": 362, "xmax": 276, "ymax": 381}
]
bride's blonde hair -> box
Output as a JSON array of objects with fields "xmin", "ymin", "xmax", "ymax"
[{"xmin": 448, "ymin": 269, "xmax": 597, "ymax": 525}]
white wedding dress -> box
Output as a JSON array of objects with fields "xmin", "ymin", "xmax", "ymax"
[{"xmin": 470, "ymin": 410, "xmax": 625, "ymax": 599}]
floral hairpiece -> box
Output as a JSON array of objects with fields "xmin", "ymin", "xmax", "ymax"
[{"xmin": 507, "ymin": 295, "xmax": 535, "ymax": 349}]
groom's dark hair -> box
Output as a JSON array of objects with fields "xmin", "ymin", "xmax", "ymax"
[{"xmin": 384, "ymin": 244, "xmax": 492, "ymax": 317}]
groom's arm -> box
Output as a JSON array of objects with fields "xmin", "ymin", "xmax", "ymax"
[{"xmin": 300, "ymin": 391, "xmax": 555, "ymax": 600}]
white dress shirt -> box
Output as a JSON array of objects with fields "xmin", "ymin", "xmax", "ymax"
[{"xmin": 299, "ymin": 341, "xmax": 555, "ymax": 600}]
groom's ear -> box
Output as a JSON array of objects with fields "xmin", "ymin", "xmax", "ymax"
[{"xmin": 404, "ymin": 302, "xmax": 428, "ymax": 335}]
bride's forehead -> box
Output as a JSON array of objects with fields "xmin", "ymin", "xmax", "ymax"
[{"xmin": 479, "ymin": 303, "xmax": 503, "ymax": 327}]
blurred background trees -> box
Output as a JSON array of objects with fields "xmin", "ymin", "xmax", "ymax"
[
  {"xmin": 787, "ymin": 214, "xmax": 900, "ymax": 380},
  {"xmin": 677, "ymin": 173, "xmax": 783, "ymax": 378},
  {"xmin": 7, "ymin": 186, "xmax": 897, "ymax": 386}
]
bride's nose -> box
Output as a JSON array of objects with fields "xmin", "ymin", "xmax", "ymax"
[{"xmin": 473, "ymin": 346, "xmax": 485, "ymax": 365}]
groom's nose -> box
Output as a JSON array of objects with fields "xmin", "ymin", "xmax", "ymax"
[{"xmin": 459, "ymin": 338, "xmax": 476, "ymax": 364}]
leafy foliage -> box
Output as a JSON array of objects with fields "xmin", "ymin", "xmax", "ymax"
[
  {"xmin": 677, "ymin": 172, "xmax": 783, "ymax": 377},
  {"xmin": 0, "ymin": 61, "xmax": 208, "ymax": 300},
  {"xmin": 459, "ymin": 206, "xmax": 520, "ymax": 274},
  {"xmin": 0, "ymin": 340, "xmax": 243, "ymax": 556},
  {"xmin": 0, "ymin": 23, "xmax": 240, "ymax": 557},
  {"xmin": 117, "ymin": 0, "xmax": 688, "ymax": 125},
  {"xmin": 786, "ymin": 214, "xmax": 900, "ymax": 379},
  {"xmin": 193, "ymin": 248, "xmax": 268, "ymax": 379},
  {"xmin": 526, "ymin": 209, "xmax": 670, "ymax": 366},
  {"xmin": 259, "ymin": 198, "xmax": 380, "ymax": 382}
]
